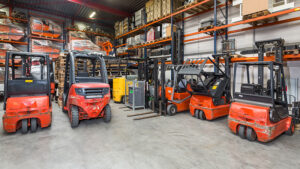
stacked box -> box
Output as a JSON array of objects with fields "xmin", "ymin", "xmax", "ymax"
[
  {"xmin": 242, "ymin": 0, "xmax": 270, "ymax": 16},
  {"xmin": 135, "ymin": 34, "xmax": 146, "ymax": 44},
  {"xmin": 126, "ymin": 37, "xmax": 136, "ymax": 46},
  {"xmin": 146, "ymin": 0, "xmax": 154, "ymax": 22},
  {"xmin": 153, "ymin": 0, "xmax": 162, "ymax": 20},
  {"xmin": 123, "ymin": 18, "xmax": 129, "ymax": 33},
  {"xmin": 135, "ymin": 8, "xmax": 146, "ymax": 26},
  {"xmin": 147, "ymin": 28, "xmax": 155, "ymax": 42},
  {"xmin": 154, "ymin": 26, "xmax": 161, "ymax": 40},
  {"xmin": 114, "ymin": 21, "xmax": 120, "ymax": 36},
  {"xmin": 162, "ymin": 0, "xmax": 182, "ymax": 16},
  {"xmin": 162, "ymin": 23, "xmax": 177, "ymax": 38},
  {"xmin": 119, "ymin": 21, "xmax": 123, "ymax": 35}
]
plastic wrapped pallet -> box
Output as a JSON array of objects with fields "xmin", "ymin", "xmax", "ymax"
[
  {"xmin": 0, "ymin": 21, "xmax": 24, "ymax": 41},
  {"xmin": 31, "ymin": 39, "xmax": 61, "ymax": 59},
  {"xmin": 69, "ymin": 39, "xmax": 101, "ymax": 52},
  {"xmin": 123, "ymin": 17, "xmax": 129, "ymax": 33},
  {"xmin": 30, "ymin": 17, "xmax": 62, "ymax": 38},
  {"xmin": 68, "ymin": 31, "xmax": 89, "ymax": 41},
  {"xmin": 0, "ymin": 43, "xmax": 19, "ymax": 60},
  {"xmin": 147, "ymin": 28, "xmax": 155, "ymax": 42},
  {"xmin": 135, "ymin": 8, "xmax": 146, "ymax": 26}
]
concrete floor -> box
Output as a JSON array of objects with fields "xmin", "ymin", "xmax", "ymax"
[{"xmin": 0, "ymin": 101, "xmax": 300, "ymax": 169}]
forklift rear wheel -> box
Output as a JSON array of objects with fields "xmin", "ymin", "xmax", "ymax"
[
  {"xmin": 21, "ymin": 119, "xmax": 28, "ymax": 134},
  {"xmin": 167, "ymin": 104, "xmax": 177, "ymax": 116},
  {"xmin": 285, "ymin": 121, "xmax": 295, "ymax": 136},
  {"xmin": 30, "ymin": 118, "xmax": 37, "ymax": 132},
  {"xmin": 199, "ymin": 110, "xmax": 206, "ymax": 120},
  {"xmin": 194, "ymin": 109, "xmax": 199, "ymax": 118},
  {"xmin": 71, "ymin": 106, "xmax": 79, "ymax": 128},
  {"xmin": 148, "ymin": 100, "xmax": 152, "ymax": 108},
  {"xmin": 238, "ymin": 125, "xmax": 246, "ymax": 139},
  {"xmin": 246, "ymin": 127, "xmax": 256, "ymax": 141},
  {"xmin": 103, "ymin": 105, "xmax": 112, "ymax": 123}
]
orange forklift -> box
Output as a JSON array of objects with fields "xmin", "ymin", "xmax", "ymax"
[
  {"xmin": 3, "ymin": 52, "xmax": 52, "ymax": 133},
  {"xmin": 62, "ymin": 52, "xmax": 111, "ymax": 128},
  {"xmin": 189, "ymin": 55, "xmax": 231, "ymax": 120},
  {"xmin": 228, "ymin": 39, "xmax": 296, "ymax": 142}
]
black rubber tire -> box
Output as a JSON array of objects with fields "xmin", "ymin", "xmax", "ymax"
[
  {"xmin": 238, "ymin": 125, "xmax": 246, "ymax": 139},
  {"xmin": 30, "ymin": 118, "xmax": 37, "ymax": 132},
  {"xmin": 246, "ymin": 127, "xmax": 257, "ymax": 141},
  {"xmin": 148, "ymin": 100, "xmax": 152, "ymax": 109},
  {"xmin": 62, "ymin": 106, "xmax": 67, "ymax": 113},
  {"xmin": 71, "ymin": 106, "xmax": 79, "ymax": 128},
  {"xmin": 122, "ymin": 96, "xmax": 125, "ymax": 104},
  {"xmin": 103, "ymin": 105, "xmax": 112, "ymax": 123},
  {"xmin": 199, "ymin": 110, "xmax": 206, "ymax": 120},
  {"xmin": 285, "ymin": 121, "xmax": 295, "ymax": 136},
  {"xmin": 194, "ymin": 109, "xmax": 199, "ymax": 118},
  {"xmin": 21, "ymin": 119, "xmax": 28, "ymax": 134},
  {"xmin": 167, "ymin": 104, "xmax": 177, "ymax": 116}
]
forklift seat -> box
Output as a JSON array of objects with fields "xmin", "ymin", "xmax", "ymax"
[{"xmin": 77, "ymin": 71, "xmax": 89, "ymax": 77}]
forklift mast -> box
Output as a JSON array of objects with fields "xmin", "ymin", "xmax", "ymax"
[{"xmin": 255, "ymin": 38, "xmax": 285, "ymax": 102}]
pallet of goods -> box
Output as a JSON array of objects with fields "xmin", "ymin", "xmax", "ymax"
[
  {"xmin": 30, "ymin": 17, "xmax": 62, "ymax": 38},
  {"xmin": 242, "ymin": 0, "xmax": 278, "ymax": 26}
]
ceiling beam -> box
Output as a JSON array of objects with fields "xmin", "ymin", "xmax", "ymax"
[{"xmin": 67, "ymin": 0, "xmax": 131, "ymax": 17}]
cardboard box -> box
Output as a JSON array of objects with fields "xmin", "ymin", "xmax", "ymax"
[
  {"xmin": 162, "ymin": 23, "xmax": 177, "ymax": 38},
  {"xmin": 153, "ymin": 0, "xmax": 162, "ymax": 19},
  {"xmin": 242, "ymin": 0, "xmax": 270, "ymax": 16},
  {"xmin": 162, "ymin": 0, "xmax": 182, "ymax": 16},
  {"xmin": 146, "ymin": 0, "xmax": 154, "ymax": 22}
]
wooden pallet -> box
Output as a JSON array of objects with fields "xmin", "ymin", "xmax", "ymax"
[
  {"xmin": 296, "ymin": 124, "xmax": 300, "ymax": 131},
  {"xmin": 266, "ymin": 49, "xmax": 300, "ymax": 57},
  {"xmin": 243, "ymin": 10, "xmax": 278, "ymax": 26},
  {"xmin": 198, "ymin": 25, "xmax": 225, "ymax": 36}
]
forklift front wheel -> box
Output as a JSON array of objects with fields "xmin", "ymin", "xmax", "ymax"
[
  {"xmin": 122, "ymin": 96, "xmax": 125, "ymax": 104},
  {"xmin": 194, "ymin": 109, "xmax": 199, "ymax": 118},
  {"xmin": 246, "ymin": 127, "xmax": 257, "ymax": 141},
  {"xmin": 21, "ymin": 119, "xmax": 28, "ymax": 134},
  {"xmin": 71, "ymin": 106, "xmax": 79, "ymax": 128},
  {"xmin": 199, "ymin": 110, "xmax": 206, "ymax": 120},
  {"xmin": 103, "ymin": 105, "xmax": 112, "ymax": 123},
  {"xmin": 238, "ymin": 125, "xmax": 246, "ymax": 139},
  {"xmin": 30, "ymin": 118, "xmax": 37, "ymax": 132},
  {"xmin": 286, "ymin": 121, "xmax": 295, "ymax": 136},
  {"xmin": 167, "ymin": 104, "xmax": 177, "ymax": 116}
]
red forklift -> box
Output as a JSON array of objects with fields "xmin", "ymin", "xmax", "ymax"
[
  {"xmin": 3, "ymin": 52, "xmax": 52, "ymax": 133},
  {"xmin": 62, "ymin": 52, "xmax": 111, "ymax": 128},
  {"xmin": 228, "ymin": 39, "xmax": 296, "ymax": 142}
]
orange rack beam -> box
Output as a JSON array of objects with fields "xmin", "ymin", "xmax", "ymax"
[
  {"xmin": 116, "ymin": 0, "xmax": 211, "ymax": 39},
  {"xmin": 30, "ymin": 35, "xmax": 64, "ymax": 43},
  {"xmin": 185, "ymin": 7, "xmax": 300, "ymax": 37},
  {"xmin": 128, "ymin": 38, "xmax": 172, "ymax": 50},
  {"xmin": 184, "ymin": 16, "xmax": 300, "ymax": 43},
  {"xmin": 162, "ymin": 54, "xmax": 300, "ymax": 65},
  {"xmin": 0, "ymin": 39, "xmax": 27, "ymax": 45}
]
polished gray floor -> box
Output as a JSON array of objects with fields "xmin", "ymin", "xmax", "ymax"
[{"xmin": 0, "ymin": 101, "xmax": 299, "ymax": 169}]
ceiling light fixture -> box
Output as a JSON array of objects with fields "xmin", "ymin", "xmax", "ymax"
[{"xmin": 89, "ymin": 11, "xmax": 96, "ymax": 18}]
